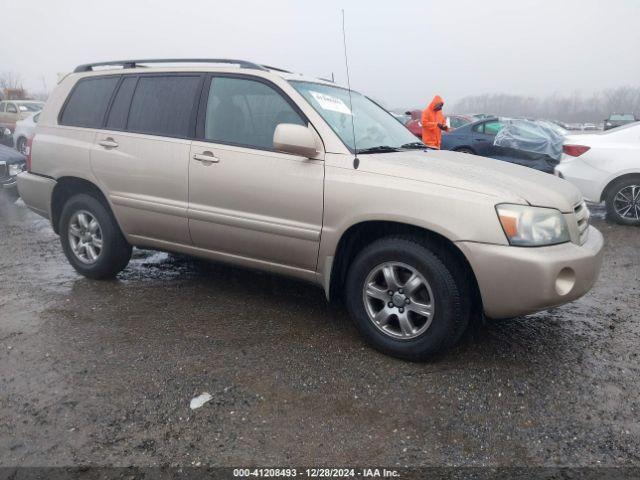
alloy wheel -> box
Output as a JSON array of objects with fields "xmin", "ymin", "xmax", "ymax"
[
  {"xmin": 68, "ymin": 210, "xmax": 103, "ymax": 264},
  {"xmin": 362, "ymin": 262, "xmax": 435, "ymax": 339},
  {"xmin": 613, "ymin": 185, "xmax": 640, "ymax": 221}
]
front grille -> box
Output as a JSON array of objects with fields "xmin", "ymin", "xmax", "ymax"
[
  {"xmin": 574, "ymin": 201, "xmax": 590, "ymax": 244},
  {"xmin": 0, "ymin": 161, "xmax": 7, "ymax": 179}
]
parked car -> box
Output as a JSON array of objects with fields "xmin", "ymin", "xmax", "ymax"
[
  {"xmin": 0, "ymin": 127, "xmax": 13, "ymax": 147},
  {"xmin": 0, "ymin": 100, "xmax": 44, "ymax": 134},
  {"xmin": 582, "ymin": 123, "xmax": 599, "ymax": 131},
  {"xmin": 446, "ymin": 114, "xmax": 474, "ymax": 130},
  {"xmin": 405, "ymin": 109, "xmax": 422, "ymax": 137},
  {"xmin": 13, "ymin": 111, "xmax": 40, "ymax": 154},
  {"xmin": 441, "ymin": 117, "xmax": 561, "ymax": 173},
  {"xmin": 555, "ymin": 122, "xmax": 640, "ymax": 225},
  {"xmin": 603, "ymin": 113, "xmax": 637, "ymax": 131},
  {"xmin": 18, "ymin": 58, "xmax": 603, "ymax": 360},
  {"xmin": 0, "ymin": 143, "xmax": 26, "ymax": 201}
]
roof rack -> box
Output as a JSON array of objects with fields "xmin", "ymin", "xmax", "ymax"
[{"xmin": 73, "ymin": 58, "xmax": 269, "ymax": 73}]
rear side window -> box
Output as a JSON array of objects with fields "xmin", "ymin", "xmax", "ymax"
[
  {"xmin": 106, "ymin": 76, "xmax": 137, "ymax": 130},
  {"xmin": 204, "ymin": 76, "xmax": 305, "ymax": 149},
  {"xmin": 60, "ymin": 77, "xmax": 119, "ymax": 128},
  {"xmin": 127, "ymin": 76, "xmax": 200, "ymax": 138}
]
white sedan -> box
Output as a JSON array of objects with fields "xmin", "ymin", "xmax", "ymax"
[
  {"xmin": 13, "ymin": 111, "xmax": 40, "ymax": 155},
  {"xmin": 555, "ymin": 122, "xmax": 640, "ymax": 225}
]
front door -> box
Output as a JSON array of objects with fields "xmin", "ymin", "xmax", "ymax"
[{"xmin": 188, "ymin": 75, "xmax": 324, "ymax": 272}]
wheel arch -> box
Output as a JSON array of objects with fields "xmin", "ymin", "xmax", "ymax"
[
  {"xmin": 453, "ymin": 146, "xmax": 476, "ymax": 154},
  {"xmin": 327, "ymin": 220, "xmax": 482, "ymax": 314},
  {"xmin": 600, "ymin": 172, "xmax": 640, "ymax": 202},
  {"xmin": 51, "ymin": 176, "xmax": 117, "ymax": 235}
]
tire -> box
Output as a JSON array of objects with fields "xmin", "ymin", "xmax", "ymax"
[
  {"xmin": 59, "ymin": 193, "xmax": 132, "ymax": 279},
  {"xmin": 455, "ymin": 147, "xmax": 475, "ymax": 155},
  {"xmin": 605, "ymin": 176, "xmax": 640, "ymax": 226},
  {"xmin": 345, "ymin": 236, "xmax": 470, "ymax": 361},
  {"xmin": 16, "ymin": 136, "xmax": 27, "ymax": 155}
]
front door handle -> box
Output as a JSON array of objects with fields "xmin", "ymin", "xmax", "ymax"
[
  {"xmin": 98, "ymin": 138, "xmax": 119, "ymax": 149},
  {"xmin": 193, "ymin": 152, "xmax": 220, "ymax": 164}
]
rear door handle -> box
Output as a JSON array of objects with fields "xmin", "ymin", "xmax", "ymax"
[
  {"xmin": 98, "ymin": 138, "xmax": 119, "ymax": 149},
  {"xmin": 193, "ymin": 152, "xmax": 220, "ymax": 164}
]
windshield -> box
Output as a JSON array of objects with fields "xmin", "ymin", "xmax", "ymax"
[
  {"xmin": 17, "ymin": 102, "xmax": 44, "ymax": 112},
  {"xmin": 290, "ymin": 81, "xmax": 421, "ymax": 152}
]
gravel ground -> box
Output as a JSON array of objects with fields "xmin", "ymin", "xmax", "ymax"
[{"xmin": 0, "ymin": 197, "xmax": 638, "ymax": 468}]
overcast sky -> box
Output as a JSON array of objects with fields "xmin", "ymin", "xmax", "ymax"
[{"xmin": 2, "ymin": 0, "xmax": 639, "ymax": 109}]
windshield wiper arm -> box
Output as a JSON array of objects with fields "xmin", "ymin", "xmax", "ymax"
[
  {"xmin": 356, "ymin": 145, "xmax": 401, "ymax": 154},
  {"xmin": 400, "ymin": 142, "xmax": 428, "ymax": 149}
]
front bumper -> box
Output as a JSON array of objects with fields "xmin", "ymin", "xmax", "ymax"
[{"xmin": 457, "ymin": 225, "xmax": 604, "ymax": 319}]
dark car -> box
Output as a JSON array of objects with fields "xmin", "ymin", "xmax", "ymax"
[
  {"xmin": 440, "ymin": 117, "xmax": 562, "ymax": 173},
  {"xmin": 0, "ymin": 126, "xmax": 13, "ymax": 148},
  {"xmin": 604, "ymin": 113, "xmax": 637, "ymax": 131},
  {"xmin": 0, "ymin": 144, "xmax": 26, "ymax": 201}
]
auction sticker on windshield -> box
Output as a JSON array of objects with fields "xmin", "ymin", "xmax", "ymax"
[{"xmin": 309, "ymin": 91, "xmax": 352, "ymax": 115}]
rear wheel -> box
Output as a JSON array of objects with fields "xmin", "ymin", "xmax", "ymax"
[
  {"xmin": 59, "ymin": 193, "xmax": 132, "ymax": 279},
  {"xmin": 605, "ymin": 176, "xmax": 640, "ymax": 226},
  {"xmin": 345, "ymin": 236, "xmax": 470, "ymax": 360}
]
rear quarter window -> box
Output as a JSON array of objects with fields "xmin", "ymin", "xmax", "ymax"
[{"xmin": 60, "ymin": 77, "xmax": 119, "ymax": 128}]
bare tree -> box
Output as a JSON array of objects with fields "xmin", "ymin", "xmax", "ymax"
[{"xmin": 453, "ymin": 86, "xmax": 640, "ymax": 123}]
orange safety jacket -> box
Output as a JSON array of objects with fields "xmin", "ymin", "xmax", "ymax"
[{"xmin": 421, "ymin": 95, "xmax": 446, "ymax": 149}]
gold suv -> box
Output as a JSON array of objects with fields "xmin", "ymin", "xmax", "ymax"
[{"xmin": 17, "ymin": 59, "xmax": 604, "ymax": 360}]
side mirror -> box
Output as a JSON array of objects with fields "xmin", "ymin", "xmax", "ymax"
[
  {"xmin": 405, "ymin": 111, "xmax": 412, "ymax": 116},
  {"xmin": 273, "ymin": 124, "xmax": 318, "ymax": 158}
]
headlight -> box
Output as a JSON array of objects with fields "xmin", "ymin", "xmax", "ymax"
[
  {"xmin": 496, "ymin": 204, "xmax": 570, "ymax": 246},
  {"xmin": 8, "ymin": 163, "xmax": 24, "ymax": 176}
]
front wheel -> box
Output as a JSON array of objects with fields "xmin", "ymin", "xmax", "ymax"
[
  {"xmin": 59, "ymin": 193, "xmax": 132, "ymax": 279},
  {"xmin": 605, "ymin": 176, "xmax": 640, "ymax": 226},
  {"xmin": 345, "ymin": 237, "xmax": 470, "ymax": 360}
]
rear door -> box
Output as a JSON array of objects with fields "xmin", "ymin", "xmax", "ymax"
[
  {"xmin": 469, "ymin": 121, "xmax": 498, "ymax": 156},
  {"xmin": 188, "ymin": 74, "xmax": 324, "ymax": 272},
  {"xmin": 90, "ymin": 73, "xmax": 203, "ymax": 246}
]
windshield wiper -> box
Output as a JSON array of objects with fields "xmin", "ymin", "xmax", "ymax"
[
  {"xmin": 356, "ymin": 145, "xmax": 401, "ymax": 154},
  {"xmin": 400, "ymin": 142, "xmax": 428, "ymax": 149}
]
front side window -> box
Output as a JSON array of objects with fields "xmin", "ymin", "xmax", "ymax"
[
  {"xmin": 290, "ymin": 81, "xmax": 420, "ymax": 152},
  {"xmin": 204, "ymin": 77, "xmax": 305, "ymax": 149},
  {"xmin": 60, "ymin": 77, "xmax": 119, "ymax": 127},
  {"xmin": 127, "ymin": 75, "xmax": 200, "ymax": 137},
  {"xmin": 7, "ymin": 103, "xmax": 17, "ymax": 114}
]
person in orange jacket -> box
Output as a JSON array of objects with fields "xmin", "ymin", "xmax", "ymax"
[{"xmin": 421, "ymin": 95, "xmax": 449, "ymax": 149}]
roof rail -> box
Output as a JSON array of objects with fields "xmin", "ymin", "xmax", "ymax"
[
  {"xmin": 261, "ymin": 65, "xmax": 292, "ymax": 74},
  {"xmin": 73, "ymin": 58, "xmax": 269, "ymax": 73}
]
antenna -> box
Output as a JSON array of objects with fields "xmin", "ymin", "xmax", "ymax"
[{"xmin": 341, "ymin": 9, "xmax": 359, "ymax": 169}]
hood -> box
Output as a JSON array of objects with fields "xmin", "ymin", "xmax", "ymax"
[
  {"xmin": 0, "ymin": 144, "xmax": 26, "ymax": 165},
  {"xmin": 358, "ymin": 149, "xmax": 582, "ymax": 212},
  {"xmin": 427, "ymin": 95, "xmax": 444, "ymax": 112}
]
